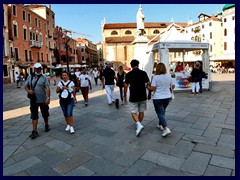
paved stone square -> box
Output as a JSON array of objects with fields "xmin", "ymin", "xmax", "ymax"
[{"xmin": 3, "ymin": 73, "xmax": 235, "ymax": 176}]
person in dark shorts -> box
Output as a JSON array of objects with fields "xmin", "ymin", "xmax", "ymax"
[
  {"xmin": 25, "ymin": 63, "xmax": 51, "ymax": 139},
  {"xmin": 124, "ymin": 59, "xmax": 150, "ymax": 137}
]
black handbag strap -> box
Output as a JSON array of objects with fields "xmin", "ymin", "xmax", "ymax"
[{"xmin": 29, "ymin": 74, "xmax": 42, "ymax": 90}]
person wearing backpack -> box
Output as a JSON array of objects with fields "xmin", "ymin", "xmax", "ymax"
[{"xmin": 56, "ymin": 71, "xmax": 76, "ymax": 134}]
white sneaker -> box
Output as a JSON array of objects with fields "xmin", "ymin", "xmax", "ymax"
[
  {"xmin": 65, "ymin": 125, "xmax": 70, "ymax": 131},
  {"xmin": 162, "ymin": 127, "xmax": 171, "ymax": 137},
  {"xmin": 157, "ymin": 125, "xmax": 164, "ymax": 131},
  {"xmin": 136, "ymin": 123, "xmax": 144, "ymax": 137},
  {"xmin": 70, "ymin": 126, "xmax": 75, "ymax": 134}
]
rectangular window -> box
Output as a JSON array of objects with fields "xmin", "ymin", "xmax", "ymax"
[
  {"xmin": 15, "ymin": 48, "xmax": 19, "ymax": 60},
  {"xmin": 29, "ymin": 51, "xmax": 32, "ymax": 61},
  {"xmin": 25, "ymin": 50, "xmax": 28, "ymax": 61},
  {"xmin": 13, "ymin": 24, "xmax": 18, "ymax": 37},
  {"xmin": 3, "ymin": 65, "xmax": 8, "ymax": 77},
  {"xmin": 22, "ymin": 10, "xmax": 26, "ymax": 21},
  {"xmin": 13, "ymin": 5, "xmax": 17, "ymax": 16},
  {"xmin": 82, "ymin": 56, "xmax": 84, "ymax": 60},
  {"xmin": 28, "ymin": 13, "xmax": 31, "ymax": 23},
  {"xmin": 37, "ymin": 52, "xmax": 40, "ymax": 61},
  {"xmin": 39, "ymin": 20, "xmax": 41, "ymax": 28},
  {"xmin": 41, "ymin": 53, "xmax": 44, "ymax": 62},
  {"xmin": 35, "ymin": 18, "xmax": 38, "ymax": 27},
  {"xmin": 23, "ymin": 29, "xmax": 27, "ymax": 40},
  {"xmin": 210, "ymin": 32, "xmax": 212, "ymax": 39},
  {"xmin": 232, "ymin": 16, "xmax": 235, "ymax": 20},
  {"xmin": 47, "ymin": 54, "xmax": 49, "ymax": 62}
]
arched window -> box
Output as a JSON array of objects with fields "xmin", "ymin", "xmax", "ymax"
[
  {"xmin": 224, "ymin": 29, "xmax": 227, "ymax": 36},
  {"xmin": 153, "ymin": 30, "xmax": 160, "ymax": 34},
  {"xmin": 209, "ymin": 22, "xmax": 212, "ymax": 26},
  {"xmin": 224, "ymin": 42, "xmax": 227, "ymax": 50},
  {"xmin": 111, "ymin": 31, "xmax": 118, "ymax": 35},
  {"xmin": 125, "ymin": 30, "xmax": 132, "ymax": 35}
]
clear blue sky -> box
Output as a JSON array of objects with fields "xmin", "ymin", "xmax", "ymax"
[{"xmin": 47, "ymin": 4, "xmax": 225, "ymax": 44}]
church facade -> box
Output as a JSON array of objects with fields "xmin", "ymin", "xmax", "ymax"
[{"xmin": 101, "ymin": 22, "xmax": 187, "ymax": 68}]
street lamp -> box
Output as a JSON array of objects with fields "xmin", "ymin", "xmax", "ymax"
[{"xmin": 62, "ymin": 34, "xmax": 70, "ymax": 72}]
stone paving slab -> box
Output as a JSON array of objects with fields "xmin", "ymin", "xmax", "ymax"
[{"xmin": 3, "ymin": 74, "xmax": 235, "ymax": 176}]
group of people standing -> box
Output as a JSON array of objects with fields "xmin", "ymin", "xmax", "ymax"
[{"xmin": 24, "ymin": 60, "xmax": 175, "ymax": 140}]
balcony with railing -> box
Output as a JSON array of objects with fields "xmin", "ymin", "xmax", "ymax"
[{"xmin": 30, "ymin": 40, "xmax": 42, "ymax": 48}]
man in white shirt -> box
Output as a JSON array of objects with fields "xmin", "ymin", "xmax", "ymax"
[
  {"xmin": 15, "ymin": 72, "xmax": 20, "ymax": 88},
  {"xmin": 79, "ymin": 68, "xmax": 92, "ymax": 106}
]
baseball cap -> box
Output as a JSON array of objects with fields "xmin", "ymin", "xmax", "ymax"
[{"xmin": 34, "ymin": 63, "xmax": 42, "ymax": 69}]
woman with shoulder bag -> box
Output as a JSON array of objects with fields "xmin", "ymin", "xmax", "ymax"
[
  {"xmin": 147, "ymin": 63, "xmax": 174, "ymax": 138},
  {"xmin": 56, "ymin": 71, "xmax": 76, "ymax": 134}
]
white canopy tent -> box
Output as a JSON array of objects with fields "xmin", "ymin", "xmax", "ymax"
[{"xmin": 148, "ymin": 23, "xmax": 210, "ymax": 90}]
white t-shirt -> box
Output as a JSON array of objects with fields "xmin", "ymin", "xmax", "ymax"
[
  {"xmin": 15, "ymin": 73, "xmax": 19, "ymax": 81},
  {"xmin": 57, "ymin": 80, "xmax": 75, "ymax": 98},
  {"xmin": 151, "ymin": 74, "xmax": 174, "ymax": 99},
  {"xmin": 79, "ymin": 74, "xmax": 90, "ymax": 87},
  {"xmin": 75, "ymin": 71, "xmax": 81, "ymax": 78},
  {"xmin": 92, "ymin": 70, "xmax": 99, "ymax": 78}
]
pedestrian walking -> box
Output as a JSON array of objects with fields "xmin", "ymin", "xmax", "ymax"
[
  {"xmin": 45, "ymin": 70, "xmax": 51, "ymax": 85},
  {"xmin": 116, "ymin": 65, "xmax": 126, "ymax": 104},
  {"xmin": 56, "ymin": 71, "xmax": 76, "ymax": 134},
  {"xmin": 92, "ymin": 67, "xmax": 99, "ymax": 85},
  {"xmin": 147, "ymin": 62, "xmax": 174, "ymax": 137},
  {"xmin": 15, "ymin": 72, "xmax": 20, "ymax": 88},
  {"xmin": 52, "ymin": 70, "xmax": 57, "ymax": 85},
  {"xmin": 79, "ymin": 68, "xmax": 92, "ymax": 106},
  {"xmin": 19, "ymin": 69, "xmax": 24, "ymax": 87},
  {"xmin": 190, "ymin": 62, "xmax": 202, "ymax": 95},
  {"xmin": 98, "ymin": 66, "xmax": 104, "ymax": 86},
  {"xmin": 102, "ymin": 62, "xmax": 117, "ymax": 105},
  {"xmin": 69, "ymin": 68, "xmax": 79, "ymax": 103},
  {"xmin": 124, "ymin": 59, "xmax": 150, "ymax": 137},
  {"xmin": 24, "ymin": 63, "xmax": 51, "ymax": 139}
]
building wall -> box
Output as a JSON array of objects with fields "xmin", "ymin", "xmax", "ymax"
[
  {"xmin": 222, "ymin": 6, "xmax": 235, "ymax": 56},
  {"xmin": 7, "ymin": 4, "xmax": 51, "ymax": 80}
]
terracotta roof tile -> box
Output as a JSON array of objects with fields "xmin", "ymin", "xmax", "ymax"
[
  {"xmin": 105, "ymin": 35, "xmax": 160, "ymax": 43},
  {"xmin": 104, "ymin": 22, "xmax": 187, "ymax": 29}
]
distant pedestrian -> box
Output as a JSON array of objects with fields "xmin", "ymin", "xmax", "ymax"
[
  {"xmin": 92, "ymin": 67, "xmax": 99, "ymax": 85},
  {"xmin": 198, "ymin": 61, "xmax": 203, "ymax": 93},
  {"xmin": 102, "ymin": 62, "xmax": 117, "ymax": 105},
  {"xmin": 15, "ymin": 72, "xmax": 20, "ymax": 88},
  {"xmin": 69, "ymin": 68, "xmax": 79, "ymax": 103},
  {"xmin": 124, "ymin": 59, "xmax": 150, "ymax": 137},
  {"xmin": 190, "ymin": 62, "xmax": 202, "ymax": 95},
  {"xmin": 79, "ymin": 68, "xmax": 92, "ymax": 106},
  {"xmin": 24, "ymin": 63, "xmax": 51, "ymax": 139},
  {"xmin": 45, "ymin": 70, "xmax": 51, "ymax": 85},
  {"xmin": 98, "ymin": 66, "xmax": 104, "ymax": 86},
  {"xmin": 147, "ymin": 63, "xmax": 174, "ymax": 137},
  {"xmin": 19, "ymin": 70, "xmax": 24, "ymax": 87},
  {"xmin": 56, "ymin": 71, "xmax": 76, "ymax": 134},
  {"xmin": 116, "ymin": 65, "xmax": 126, "ymax": 104},
  {"xmin": 52, "ymin": 70, "xmax": 57, "ymax": 85}
]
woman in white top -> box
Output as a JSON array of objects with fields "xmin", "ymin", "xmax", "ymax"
[
  {"xmin": 147, "ymin": 63, "xmax": 175, "ymax": 137},
  {"xmin": 56, "ymin": 71, "xmax": 76, "ymax": 134}
]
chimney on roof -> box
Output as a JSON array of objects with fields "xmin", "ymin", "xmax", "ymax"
[{"xmin": 48, "ymin": 4, "xmax": 51, "ymax": 9}]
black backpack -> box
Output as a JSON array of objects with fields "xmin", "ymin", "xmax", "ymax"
[{"xmin": 59, "ymin": 81, "xmax": 72, "ymax": 104}]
